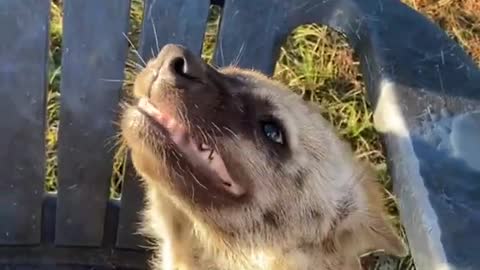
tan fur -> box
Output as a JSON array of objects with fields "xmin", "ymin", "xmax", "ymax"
[{"xmin": 120, "ymin": 45, "xmax": 407, "ymax": 270}]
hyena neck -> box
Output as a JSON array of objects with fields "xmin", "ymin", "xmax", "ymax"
[
  {"xmin": 233, "ymin": 245, "xmax": 358, "ymax": 270},
  {"xmin": 195, "ymin": 228, "xmax": 358, "ymax": 270}
]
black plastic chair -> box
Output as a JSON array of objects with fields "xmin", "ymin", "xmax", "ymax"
[{"xmin": 1, "ymin": 0, "xmax": 479, "ymax": 269}]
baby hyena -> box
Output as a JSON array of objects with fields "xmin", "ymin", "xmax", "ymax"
[{"xmin": 120, "ymin": 44, "xmax": 406, "ymax": 270}]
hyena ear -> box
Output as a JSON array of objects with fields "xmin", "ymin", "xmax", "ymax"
[
  {"xmin": 346, "ymin": 214, "xmax": 408, "ymax": 258},
  {"xmin": 345, "ymin": 258, "xmax": 363, "ymax": 270},
  {"xmin": 342, "ymin": 164, "xmax": 408, "ymax": 258}
]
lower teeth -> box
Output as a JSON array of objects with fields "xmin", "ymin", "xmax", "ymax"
[
  {"xmin": 198, "ymin": 143, "xmax": 215, "ymax": 160},
  {"xmin": 208, "ymin": 149, "xmax": 215, "ymax": 160}
]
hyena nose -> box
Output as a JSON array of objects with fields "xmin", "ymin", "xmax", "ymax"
[{"xmin": 154, "ymin": 43, "xmax": 206, "ymax": 87}]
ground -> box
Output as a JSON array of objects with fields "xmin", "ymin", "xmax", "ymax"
[{"xmin": 45, "ymin": 1, "xmax": 480, "ymax": 269}]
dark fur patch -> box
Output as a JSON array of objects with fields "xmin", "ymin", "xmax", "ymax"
[
  {"xmin": 262, "ymin": 210, "xmax": 280, "ymax": 229},
  {"xmin": 321, "ymin": 232, "xmax": 337, "ymax": 254},
  {"xmin": 294, "ymin": 170, "xmax": 306, "ymax": 190},
  {"xmin": 310, "ymin": 210, "xmax": 323, "ymax": 220},
  {"xmin": 249, "ymin": 219, "xmax": 262, "ymax": 234},
  {"xmin": 336, "ymin": 197, "xmax": 355, "ymax": 222},
  {"xmin": 320, "ymin": 197, "xmax": 355, "ymax": 254},
  {"xmin": 298, "ymin": 240, "xmax": 316, "ymax": 252}
]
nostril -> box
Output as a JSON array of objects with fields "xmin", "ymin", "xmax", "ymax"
[
  {"xmin": 157, "ymin": 44, "xmax": 207, "ymax": 84},
  {"xmin": 172, "ymin": 57, "xmax": 187, "ymax": 76},
  {"xmin": 169, "ymin": 56, "xmax": 199, "ymax": 82}
]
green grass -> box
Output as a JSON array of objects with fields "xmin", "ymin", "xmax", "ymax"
[{"xmin": 45, "ymin": 1, "xmax": 480, "ymax": 269}]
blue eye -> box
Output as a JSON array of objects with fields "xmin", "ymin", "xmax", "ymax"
[{"xmin": 262, "ymin": 122, "xmax": 284, "ymax": 144}]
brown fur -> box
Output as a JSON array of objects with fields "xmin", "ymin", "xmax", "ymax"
[{"xmin": 120, "ymin": 44, "xmax": 406, "ymax": 270}]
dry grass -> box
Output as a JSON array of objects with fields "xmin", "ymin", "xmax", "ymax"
[{"xmin": 44, "ymin": 1, "xmax": 479, "ymax": 269}]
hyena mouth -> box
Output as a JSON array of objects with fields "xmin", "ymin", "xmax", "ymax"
[{"xmin": 137, "ymin": 97, "xmax": 246, "ymax": 197}]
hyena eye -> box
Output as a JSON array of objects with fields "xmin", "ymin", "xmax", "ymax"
[{"xmin": 261, "ymin": 121, "xmax": 284, "ymax": 144}]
